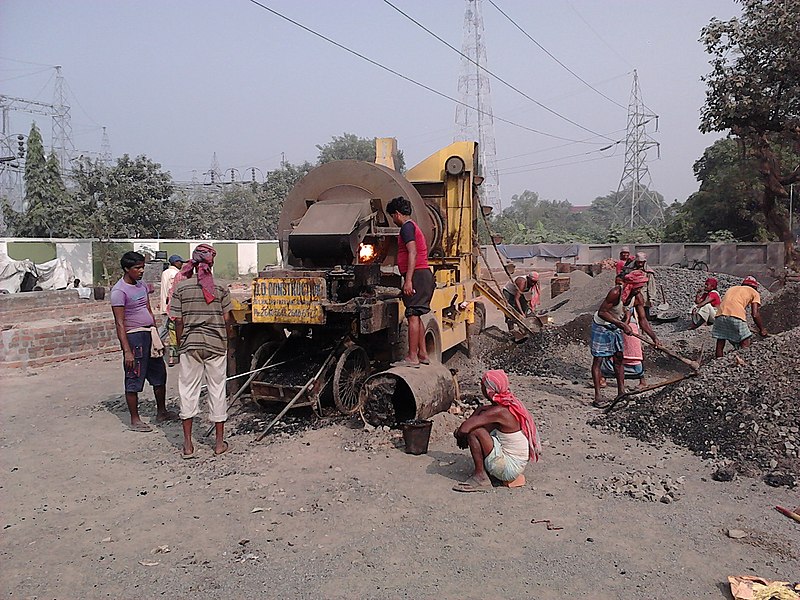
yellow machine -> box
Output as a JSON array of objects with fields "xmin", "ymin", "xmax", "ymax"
[{"xmin": 234, "ymin": 140, "xmax": 492, "ymax": 421}]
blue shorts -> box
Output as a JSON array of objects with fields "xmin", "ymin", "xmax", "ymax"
[
  {"xmin": 124, "ymin": 330, "xmax": 167, "ymax": 393},
  {"xmin": 590, "ymin": 322, "xmax": 624, "ymax": 357}
]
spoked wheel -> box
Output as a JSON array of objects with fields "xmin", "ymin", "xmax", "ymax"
[
  {"xmin": 694, "ymin": 261, "xmax": 709, "ymax": 271},
  {"xmin": 333, "ymin": 345, "xmax": 370, "ymax": 415}
]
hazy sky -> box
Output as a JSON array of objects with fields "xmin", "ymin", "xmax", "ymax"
[{"xmin": 1, "ymin": 0, "xmax": 739, "ymax": 209}]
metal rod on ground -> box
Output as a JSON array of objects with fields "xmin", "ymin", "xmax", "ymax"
[
  {"xmin": 631, "ymin": 331, "xmax": 700, "ymax": 371},
  {"xmin": 254, "ymin": 347, "xmax": 340, "ymax": 442},
  {"xmin": 203, "ymin": 342, "xmax": 286, "ymax": 437},
  {"xmin": 604, "ymin": 372, "xmax": 698, "ymax": 413}
]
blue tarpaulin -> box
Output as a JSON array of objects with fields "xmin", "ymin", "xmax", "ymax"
[{"xmin": 497, "ymin": 244, "xmax": 579, "ymax": 260}]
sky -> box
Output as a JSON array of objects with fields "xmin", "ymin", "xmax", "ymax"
[{"xmin": 1, "ymin": 0, "xmax": 740, "ymax": 210}]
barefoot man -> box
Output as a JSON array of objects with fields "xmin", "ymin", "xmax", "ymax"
[
  {"xmin": 453, "ymin": 370, "xmax": 541, "ymax": 492},
  {"xmin": 591, "ymin": 269, "xmax": 660, "ymax": 408},
  {"xmin": 111, "ymin": 251, "xmax": 177, "ymax": 431}
]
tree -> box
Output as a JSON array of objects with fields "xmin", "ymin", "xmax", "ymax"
[
  {"xmin": 663, "ymin": 138, "xmax": 776, "ymax": 242},
  {"xmin": 700, "ymin": 0, "xmax": 800, "ymax": 264},
  {"xmin": 316, "ymin": 133, "xmax": 406, "ymax": 171},
  {"xmin": 73, "ymin": 154, "xmax": 177, "ymax": 239},
  {"xmin": 1, "ymin": 122, "xmax": 71, "ymax": 237}
]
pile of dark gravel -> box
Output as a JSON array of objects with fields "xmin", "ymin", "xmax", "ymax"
[
  {"xmin": 761, "ymin": 283, "xmax": 800, "ymax": 333},
  {"xmin": 597, "ymin": 327, "xmax": 800, "ymax": 484},
  {"xmin": 649, "ymin": 267, "xmax": 756, "ymax": 315}
]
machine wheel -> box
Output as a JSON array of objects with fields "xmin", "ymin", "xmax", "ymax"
[
  {"xmin": 333, "ymin": 345, "xmax": 370, "ymax": 415},
  {"xmin": 423, "ymin": 316, "xmax": 443, "ymax": 363}
]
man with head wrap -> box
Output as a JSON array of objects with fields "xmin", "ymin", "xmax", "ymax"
[
  {"xmin": 689, "ymin": 277, "xmax": 721, "ymax": 329},
  {"xmin": 711, "ymin": 276, "xmax": 767, "ymax": 357},
  {"xmin": 169, "ymin": 244, "xmax": 236, "ymax": 458},
  {"xmin": 632, "ymin": 252, "xmax": 657, "ymax": 318},
  {"xmin": 591, "ymin": 269, "xmax": 660, "ymax": 408},
  {"xmin": 452, "ymin": 370, "xmax": 541, "ymax": 492}
]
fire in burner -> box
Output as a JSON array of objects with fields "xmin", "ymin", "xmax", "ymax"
[{"xmin": 358, "ymin": 243, "xmax": 376, "ymax": 263}]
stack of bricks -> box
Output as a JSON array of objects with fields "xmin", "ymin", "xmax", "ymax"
[
  {"xmin": 550, "ymin": 276, "xmax": 571, "ymax": 299},
  {"xmin": 0, "ymin": 289, "xmax": 119, "ymax": 369}
]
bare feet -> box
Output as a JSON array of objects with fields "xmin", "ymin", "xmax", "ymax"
[
  {"xmin": 129, "ymin": 421, "xmax": 153, "ymax": 432},
  {"xmin": 155, "ymin": 410, "xmax": 179, "ymax": 423},
  {"xmin": 214, "ymin": 441, "xmax": 230, "ymax": 456},
  {"xmin": 452, "ymin": 474, "xmax": 491, "ymax": 492},
  {"xmin": 181, "ymin": 442, "xmax": 195, "ymax": 459}
]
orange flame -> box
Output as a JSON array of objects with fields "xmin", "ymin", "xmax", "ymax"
[{"xmin": 358, "ymin": 243, "xmax": 376, "ymax": 263}]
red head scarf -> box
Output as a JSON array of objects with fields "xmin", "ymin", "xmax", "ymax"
[
  {"xmin": 742, "ymin": 275, "xmax": 759, "ymax": 288},
  {"xmin": 481, "ymin": 370, "xmax": 541, "ymax": 462},
  {"xmin": 621, "ymin": 269, "xmax": 649, "ymax": 304},
  {"xmin": 705, "ymin": 277, "xmax": 718, "ymax": 290},
  {"xmin": 178, "ymin": 243, "xmax": 218, "ymax": 304}
]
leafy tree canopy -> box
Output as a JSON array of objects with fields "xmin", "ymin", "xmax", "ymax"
[
  {"xmin": 316, "ymin": 133, "xmax": 406, "ymax": 171},
  {"xmin": 699, "ymin": 0, "xmax": 800, "ymax": 262}
]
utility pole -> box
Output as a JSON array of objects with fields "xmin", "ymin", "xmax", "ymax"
[
  {"xmin": 454, "ymin": 0, "xmax": 501, "ymax": 212},
  {"xmin": 51, "ymin": 66, "xmax": 75, "ymax": 173},
  {"xmin": 614, "ymin": 70, "xmax": 662, "ymax": 228}
]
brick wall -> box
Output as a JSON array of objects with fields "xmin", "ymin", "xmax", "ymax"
[{"xmin": 0, "ymin": 289, "xmax": 121, "ymax": 369}]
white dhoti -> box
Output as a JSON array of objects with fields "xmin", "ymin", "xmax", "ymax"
[{"xmin": 690, "ymin": 303, "xmax": 716, "ymax": 325}]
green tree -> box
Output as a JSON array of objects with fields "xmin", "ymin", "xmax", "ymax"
[
  {"xmin": 316, "ymin": 133, "xmax": 406, "ymax": 171},
  {"xmin": 73, "ymin": 154, "xmax": 177, "ymax": 239},
  {"xmin": 1, "ymin": 122, "xmax": 71, "ymax": 237},
  {"xmin": 700, "ymin": 0, "xmax": 800, "ymax": 264}
]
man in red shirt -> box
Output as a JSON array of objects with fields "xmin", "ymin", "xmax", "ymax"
[{"xmin": 387, "ymin": 196, "xmax": 435, "ymax": 368}]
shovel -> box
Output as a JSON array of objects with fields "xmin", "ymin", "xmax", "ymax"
[{"xmin": 631, "ymin": 331, "xmax": 701, "ymax": 372}]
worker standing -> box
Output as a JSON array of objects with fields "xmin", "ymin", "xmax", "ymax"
[
  {"xmin": 159, "ymin": 254, "xmax": 184, "ymax": 366},
  {"xmin": 711, "ymin": 275, "xmax": 767, "ymax": 357},
  {"xmin": 110, "ymin": 251, "xmax": 177, "ymax": 432},
  {"xmin": 632, "ymin": 252, "xmax": 657, "ymax": 318},
  {"xmin": 387, "ymin": 196, "xmax": 434, "ymax": 368},
  {"xmin": 615, "ymin": 246, "xmax": 633, "ymax": 277},
  {"xmin": 170, "ymin": 244, "xmax": 236, "ymax": 458}
]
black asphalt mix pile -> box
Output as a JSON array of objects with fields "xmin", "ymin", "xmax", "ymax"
[
  {"xmin": 597, "ymin": 326, "xmax": 800, "ymax": 484},
  {"xmin": 649, "ymin": 266, "xmax": 757, "ymax": 315}
]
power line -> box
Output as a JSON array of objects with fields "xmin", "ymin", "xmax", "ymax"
[
  {"xmin": 0, "ymin": 67, "xmax": 52, "ymax": 83},
  {"xmin": 245, "ymin": 0, "xmax": 591, "ymax": 144},
  {"xmin": 495, "ymin": 128, "xmax": 626, "ymax": 163},
  {"xmin": 63, "ymin": 79, "xmax": 101, "ymax": 128},
  {"xmin": 383, "ymin": 0, "xmax": 614, "ymax": 141},
  {"xmin": 565, "ymin": 1, "xmax": 634, "ymax": 69},
  {"xmin": 487, "ymin": 0, "xmax": 627, "ymax": 111},
  {"xmin": 0, "ymin": 57, "xmax": 55, "ymax": 68},
  {"xmin": 499, "ymin": 152, "xmax": 619, "ymax": 176},
  {"xmin": 497, "ymin": 143, "xmax": 621, "ymax": 175}
]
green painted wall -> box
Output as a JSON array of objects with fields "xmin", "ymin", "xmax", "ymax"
[
  {"xmin": 7, "ymin": 241, "xmax": 57, "ymax": 263},
  {"xmin": 92, "ymin": 241, "xmax": 134, "ymax": 285},
  {"xmin": 213, "ymin": 242, "xmax": 238, "ymax": 279},
  {"xmin": 160, "ymin": 242, "xmax": 191, "ymax": 263},
  {"xmin": 257, "ymin": 242, "xmax": 279, "ymax": 269}
]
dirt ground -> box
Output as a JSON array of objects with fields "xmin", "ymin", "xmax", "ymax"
[{"xmin": 1, "ymin": 345, "xmax": 798, "ymax": 599}]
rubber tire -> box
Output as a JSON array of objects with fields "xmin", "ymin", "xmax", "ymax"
[
  {"xmin": 333, "ymin": 345, "xmax": 370, "ymax": 415},
  {"xmin": 693, "ymin": 261, "xmax": 709, "ymax": 271},
  {"xmin": 670, "ymin": 263, "xmax": 683, "ymax": 268},
  {"xmin": 423, "ymin": 315, "xmax": 442, "ymax": 364},
  {"xmin": 467, "ymin": 301, "xmax": 486, "ymax": 337}
]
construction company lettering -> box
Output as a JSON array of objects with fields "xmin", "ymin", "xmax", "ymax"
[{"xmin": 252, "ymin": 277, "xmax": 326, "ymax": 324}]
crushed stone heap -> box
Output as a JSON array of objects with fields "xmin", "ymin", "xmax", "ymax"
[{"xmin": 597, "ymin": 326, "xmax": 800, "ymax": 482}]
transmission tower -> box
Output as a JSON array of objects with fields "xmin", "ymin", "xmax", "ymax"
[
  {"xmin": 454, "ymin": 0, "xmax": 501, "ymax": 211},
  {"xmin": 100, "ymin": 126, "xmax": 112, "ymax": 165},
  {"xmin": 51, "ymin": 66, "xmax": 75, "ymax": 173},
  {"xmin": 204, "ymin": 152, "xmax": 222, "ymax": 185},
  {"xmin": 614, "ymin": 70, "xmax": 662, "ymax": 228}
]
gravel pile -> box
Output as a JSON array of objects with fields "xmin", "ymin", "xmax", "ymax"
[
  {"xmin": 590, "ymin": 469, "xmax": 685, "ymax": 503},
  {"xmin": 598, "ymin": 326, "xmax": 800, "ymax": 483},
  {"xmin": 761, "ymin": 283, "xmax": 800, "ymax": 333},
  {"xmin": 650, "ymin": 267, "xmax": 768, "ymax": 315}
]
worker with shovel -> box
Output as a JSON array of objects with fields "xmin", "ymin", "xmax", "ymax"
[
  {"xmin": 591, "ymin": 270, "xmax": 660, "ymax": 408},
  {"xmin": 711, "ymin": 275, "xmax": 767, "ymax": 357}
]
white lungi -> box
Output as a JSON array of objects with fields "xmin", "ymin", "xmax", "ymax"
[{"xmin": 178, "ymin": 349, "xmax": 228, "ymax": 422}]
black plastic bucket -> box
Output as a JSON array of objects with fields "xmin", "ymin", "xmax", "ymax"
[{"xmin": 401, "ymin": 420, "xmax": 433, "ymax": 455}]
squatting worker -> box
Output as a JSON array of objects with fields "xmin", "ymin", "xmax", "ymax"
[
  {"xmin": 159, "ymin": 254, "xmax": 184, "ymax": 366},
  {"xmin": 452, "ymin": 370, "xmax": 541, "ymax": 492},
  {"xmin": 110, "ymin": 251, "xmax": 177, "ymax": 432},
  {"xmin": 711, "ymin": 275, "xmax": 767, "ymax": 357},
  {"xmin": 170, "ymin": 244, "xmax": 236, "ymax": 458},
  {"xmin": 387, "ymin": 196, "xmax": 434, "ymax": 368},
  {"xmin": 590, "ymin": 269, "xmax": 660, "ymax": 408},
  {"xmin": 689, "ymin": 277, "xmax": 721, "ymax": 330},
  {"xmin": 502, "ymin": 272, "xmax": 540, "ymax": 331}
]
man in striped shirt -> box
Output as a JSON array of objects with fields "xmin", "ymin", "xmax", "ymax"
[{"xmin": 170, "ymin": 244, "xmax": 236, "ymax": 458}]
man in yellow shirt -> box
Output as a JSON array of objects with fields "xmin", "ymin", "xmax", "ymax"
[{"xmin": 711, "ymin": 276, "xmax": 768, "ymax": 357}]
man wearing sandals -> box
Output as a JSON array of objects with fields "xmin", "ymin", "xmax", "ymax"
[
  {"xmin": 453, "ymin": 370, "xmax": 541, "ymax": 492},
  {"xmin": 111, "ymin": 251, "xmax": 178, "ymax": 432},
  {"xmin": 170, "ymin": 244, "xmax": 236, "ymax": 458},
  {"xmin": 387, "ymin": 196, "xmax": 434, "ymax": 368}
]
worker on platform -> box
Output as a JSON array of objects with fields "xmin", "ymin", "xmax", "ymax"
[
  {"xmin": 711, "ymin": 275, "xmax": 767, "ymax": 357},
  {"xmin": 688, "ymin": 277, "xmax": 721, "ymax": 329},
  {"xmin": 170, "ymin": 244, "xmax": 236, "ymax": 458},
  {"xmin": 591, "ymin": 269, "xmax": 660, "ymax": 408},
  {"xmin": 110, "ymin": 251, "xmax": 177, "ymax": 432},
  {"xmin": 502, "ymin": 272, "xmax": 540, "ymax": 332},
  {"xmin": 387, "ymin": 196, "xmax": 434, "ymax": 368},
  {"xmin": 159, "ymin": 254, "xmax": 184, "ymax": 366},
  {"xmin": 452, "ymin": 370, "xmax": 541, "ymax": 492}
]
